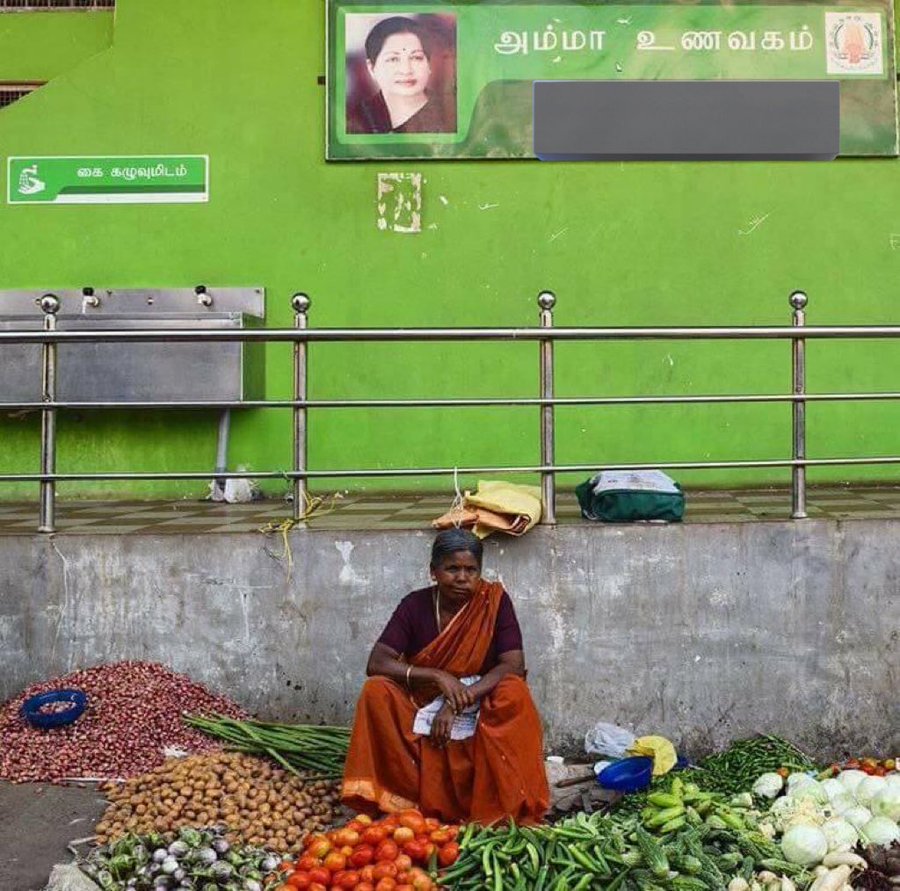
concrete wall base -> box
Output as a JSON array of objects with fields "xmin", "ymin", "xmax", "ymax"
[{"xmin": 2, "ymin": 521, "xmax": 897, "ymax": 757}]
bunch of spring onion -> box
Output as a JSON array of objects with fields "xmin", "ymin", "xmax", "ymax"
[
  {"xmin": 78, "ymin": 825, "xmax": 283, "ymax": 890},
  {"xmin": 184, "ymin": 714, "xmax": 350, "ymax": 778}
]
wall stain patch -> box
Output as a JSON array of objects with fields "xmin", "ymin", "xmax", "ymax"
[{"xmin": 377, "ymin": 172, "xmax": 422, "ymax": 233}]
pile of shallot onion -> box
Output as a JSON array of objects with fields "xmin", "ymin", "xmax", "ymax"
[{"xmin": 0, "ymin": 661, "xmax": 246, "ymax": 783}]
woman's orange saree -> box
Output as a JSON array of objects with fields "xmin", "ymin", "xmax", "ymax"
[{"xmin": 342, "ymin": 581, "xmax": 549, "ymax": 824}]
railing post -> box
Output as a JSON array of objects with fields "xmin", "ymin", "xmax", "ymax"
[
  {"xmin": 538, "ymin": 290, "xmax": 557, "ymax": 524},
  {"xmin": 292, "ymin": 293, "xmax": 311, "ymax": 522},
  {"xmin": 790, "ymin": 290, "xmax": 808, "ymax": 519},
  {"xmin": 38, "ymin": 294, "xmax": 60, "ymax": 533}
]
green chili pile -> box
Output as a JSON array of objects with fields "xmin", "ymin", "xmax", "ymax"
[
  {"xmin": 438, "ymin": 775, "xmax": 811, "ymax": 891},
  {"xmin": 690, "ymin": 736, "xmax": 819, "ymax": 797}
]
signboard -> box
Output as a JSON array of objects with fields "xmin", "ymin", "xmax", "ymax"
[
  {"xmin": 7, "ymin": 155, "xmax": 209, "ymax": 204},
  {"xmin": 326, "ymin": 0, "xmax": 897, "ymax": 160}
]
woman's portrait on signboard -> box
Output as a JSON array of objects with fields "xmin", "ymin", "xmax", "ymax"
[{"xmin": 345, "ymin": 13, "xmax": 458, "ymax": 135}]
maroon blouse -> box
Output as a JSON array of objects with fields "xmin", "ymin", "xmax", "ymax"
[{"xmin": 377, "ymin": 586, "xmax": 524, "ymax": 674}]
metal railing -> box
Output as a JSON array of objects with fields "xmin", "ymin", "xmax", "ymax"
[
  {"xmin": 0, "ymin": 1, "xmax": 114, "ymax": 10},
  {"xmin": 3, "ymin": 289, "xmax": 900, "ymax": 532}
]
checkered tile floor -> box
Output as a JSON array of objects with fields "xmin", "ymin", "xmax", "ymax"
[{"xmin": 3, "ymin": 486, "xmax": 900, "ymax": 534}]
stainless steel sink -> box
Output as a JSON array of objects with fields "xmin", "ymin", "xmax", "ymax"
[{"xmin": 0, "ymin": 287, "xmax": 265, "ymax": 404}]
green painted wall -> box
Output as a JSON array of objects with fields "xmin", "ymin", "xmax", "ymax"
[
  {"xmin": 1, "ymin": 0, "xmax": 900, "ymax": 502},
  {"xmin": 0, "ymin": 10, "xmax": 112, "ymax": 81}
]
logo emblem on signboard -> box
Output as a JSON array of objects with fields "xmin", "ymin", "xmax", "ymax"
[
  {"xmin": 825, "ymin": 12, "xmax": 883, "ymax": 75},
  {"xmin": 17, "ymin": 164, "xmax": 46, "ymax": 196}
]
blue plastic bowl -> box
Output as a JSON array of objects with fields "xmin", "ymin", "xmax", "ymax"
[
  {"xmin": 597, "ymin": 756, "xmax": 654, "ymax": 792},
  {"xmin": 21, "ymin": 689, "xmax": 87, "ymax": 729}
]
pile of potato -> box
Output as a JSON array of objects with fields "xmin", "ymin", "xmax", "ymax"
[{"xmin": 96, "ymin": 751, "xmax": 340, "ymax": 855}]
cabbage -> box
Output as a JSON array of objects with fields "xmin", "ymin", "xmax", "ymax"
[
  {"xmin": 828, "ymin": 791, "xmax": 857, "ymax": 816},
  {"xmin": 843, "ymin": 805, "xmax": 873, "ymax": 829},
  {"xmin": 786, "ymin": 813, "xmax": 825, "ymax": 830},
  {"xmin": 787, "ymin": 772, "xmax": 815, "ymax": 790},
  {"xmin": 768, "ymin": 794, "xmax": 828, "ymax": 832},
  {"xmin": 753, "ymin": 772, "xmax": 785, "ymax": 799},
  {"xmin": 821, "ymin": 778, "xmax": 845, "ymax": 800},
  {"xmin": 856, "ymin": 775, "xmax": 887, "ymax": 805},
  {"xmin": 821, "ymin": 817, "xmax": 859, "ymax": 852},
  {"xmin": 861, "ymin": 816, "xmax": 900, "ymax": 846},
  {"xmin": 871, "ymin": 786, "xmax": 900, "ymax": 822},
  {"xmin": 781, "ymin": 824, "xmax": 829, "ymax": 865},
  {"xmin": 792, "ymin": 781, "xmax": 829, "ymax": 805},
  {"xmin": 770, "ymin": 796, "xmax": 796, "ymax": 817},
  {"xmin": 837, "ymin": 769, "xmax": 868, "ymax": 794}
]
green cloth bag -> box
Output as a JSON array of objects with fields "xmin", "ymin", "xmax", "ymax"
[{"xmin": 576, "ymin": 470, "xmax": 685, "ymax": 523}]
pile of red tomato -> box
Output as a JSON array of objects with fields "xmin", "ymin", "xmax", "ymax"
[
  {"xmin": 827, "ymin": 756, "xmax": 897, "ymax": 777},
  {"xmin": 278, "ymin": 809, "xmax": 461, "ymax": 891}
]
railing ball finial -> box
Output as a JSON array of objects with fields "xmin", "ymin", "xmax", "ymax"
[
  {"xmin": 39, "ymin": 294, "xmax": 60, "ymax": 315},
  {"xmin": 789, "ymin": 290, "xmax": 808, "ymax": 311},
  {"xmin": 292, "ymin": 292, "xmax": 311, "ymax": 314},
  {"xmin": 537, "ymin": 290, "xmax": 556, "ymax": 311}
]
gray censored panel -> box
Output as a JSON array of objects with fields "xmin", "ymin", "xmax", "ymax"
[{"xmin": 534, "ymin": 80, "xmax": 840, "ymax": 161}]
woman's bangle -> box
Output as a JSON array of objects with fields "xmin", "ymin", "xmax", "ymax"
[{"xmin": 405, "ymin": 665, "xmax": 413, "ymax": 688}]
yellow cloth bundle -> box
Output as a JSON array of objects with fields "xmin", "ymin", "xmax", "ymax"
[{"xmin": 432, "ymin": 480, "xmax": 543, "ymax": 539}]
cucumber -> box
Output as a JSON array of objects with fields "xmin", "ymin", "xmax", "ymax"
[
  {"xmin": 645, "ymin": 806, "xmax": 686, "ymax": 829},
  {"xmin": 659, "ymin": 816, "xmax": 687, "ymax": 834},
  {"xmin": 648, "ymin": 793, "xmax": 683, "ymax": 809}
]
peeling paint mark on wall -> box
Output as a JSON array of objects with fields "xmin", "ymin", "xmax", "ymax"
[
  {"xmin": 709, "ymin": 588, "xmax": 736, "ymax": 608},
  {"xmin": 478, "ymin": 202, "xmax": 499, "ymax": 211},
  {"xmin": 49, "ymin": 539, "xmax": 73, "ymax": 666},
  {"xmin": 377, "ymin": 172, "xmax": 422, "ymax": 233},
  {"xmin": 335, "ymin": 540, "xmax": 370, "ymax": 586},
  {"xmin": 890, "ymin": 233, "xmax": 900, "ymax": 250},
  {"xmin": 738, "ymin": 213, "xmax": 770, "ymax": 236}
]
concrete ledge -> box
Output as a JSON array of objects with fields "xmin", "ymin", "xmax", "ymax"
[{"xmin": 2, "ymin": 521, "xmax": 898, "ymax": 757}]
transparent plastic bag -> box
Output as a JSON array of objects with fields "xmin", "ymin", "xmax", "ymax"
[
  {"xmin": 45, "ymin": 864, "xmax": 101, "ymax": 891},
  {"xmin": 584, "ymin": 721, "xmax": 637, "ymax": 758}
]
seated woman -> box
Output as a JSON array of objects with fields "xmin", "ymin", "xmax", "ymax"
[{"xmin": 342, "ymin": 529, "xmax": 549, "ymax": 824}]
